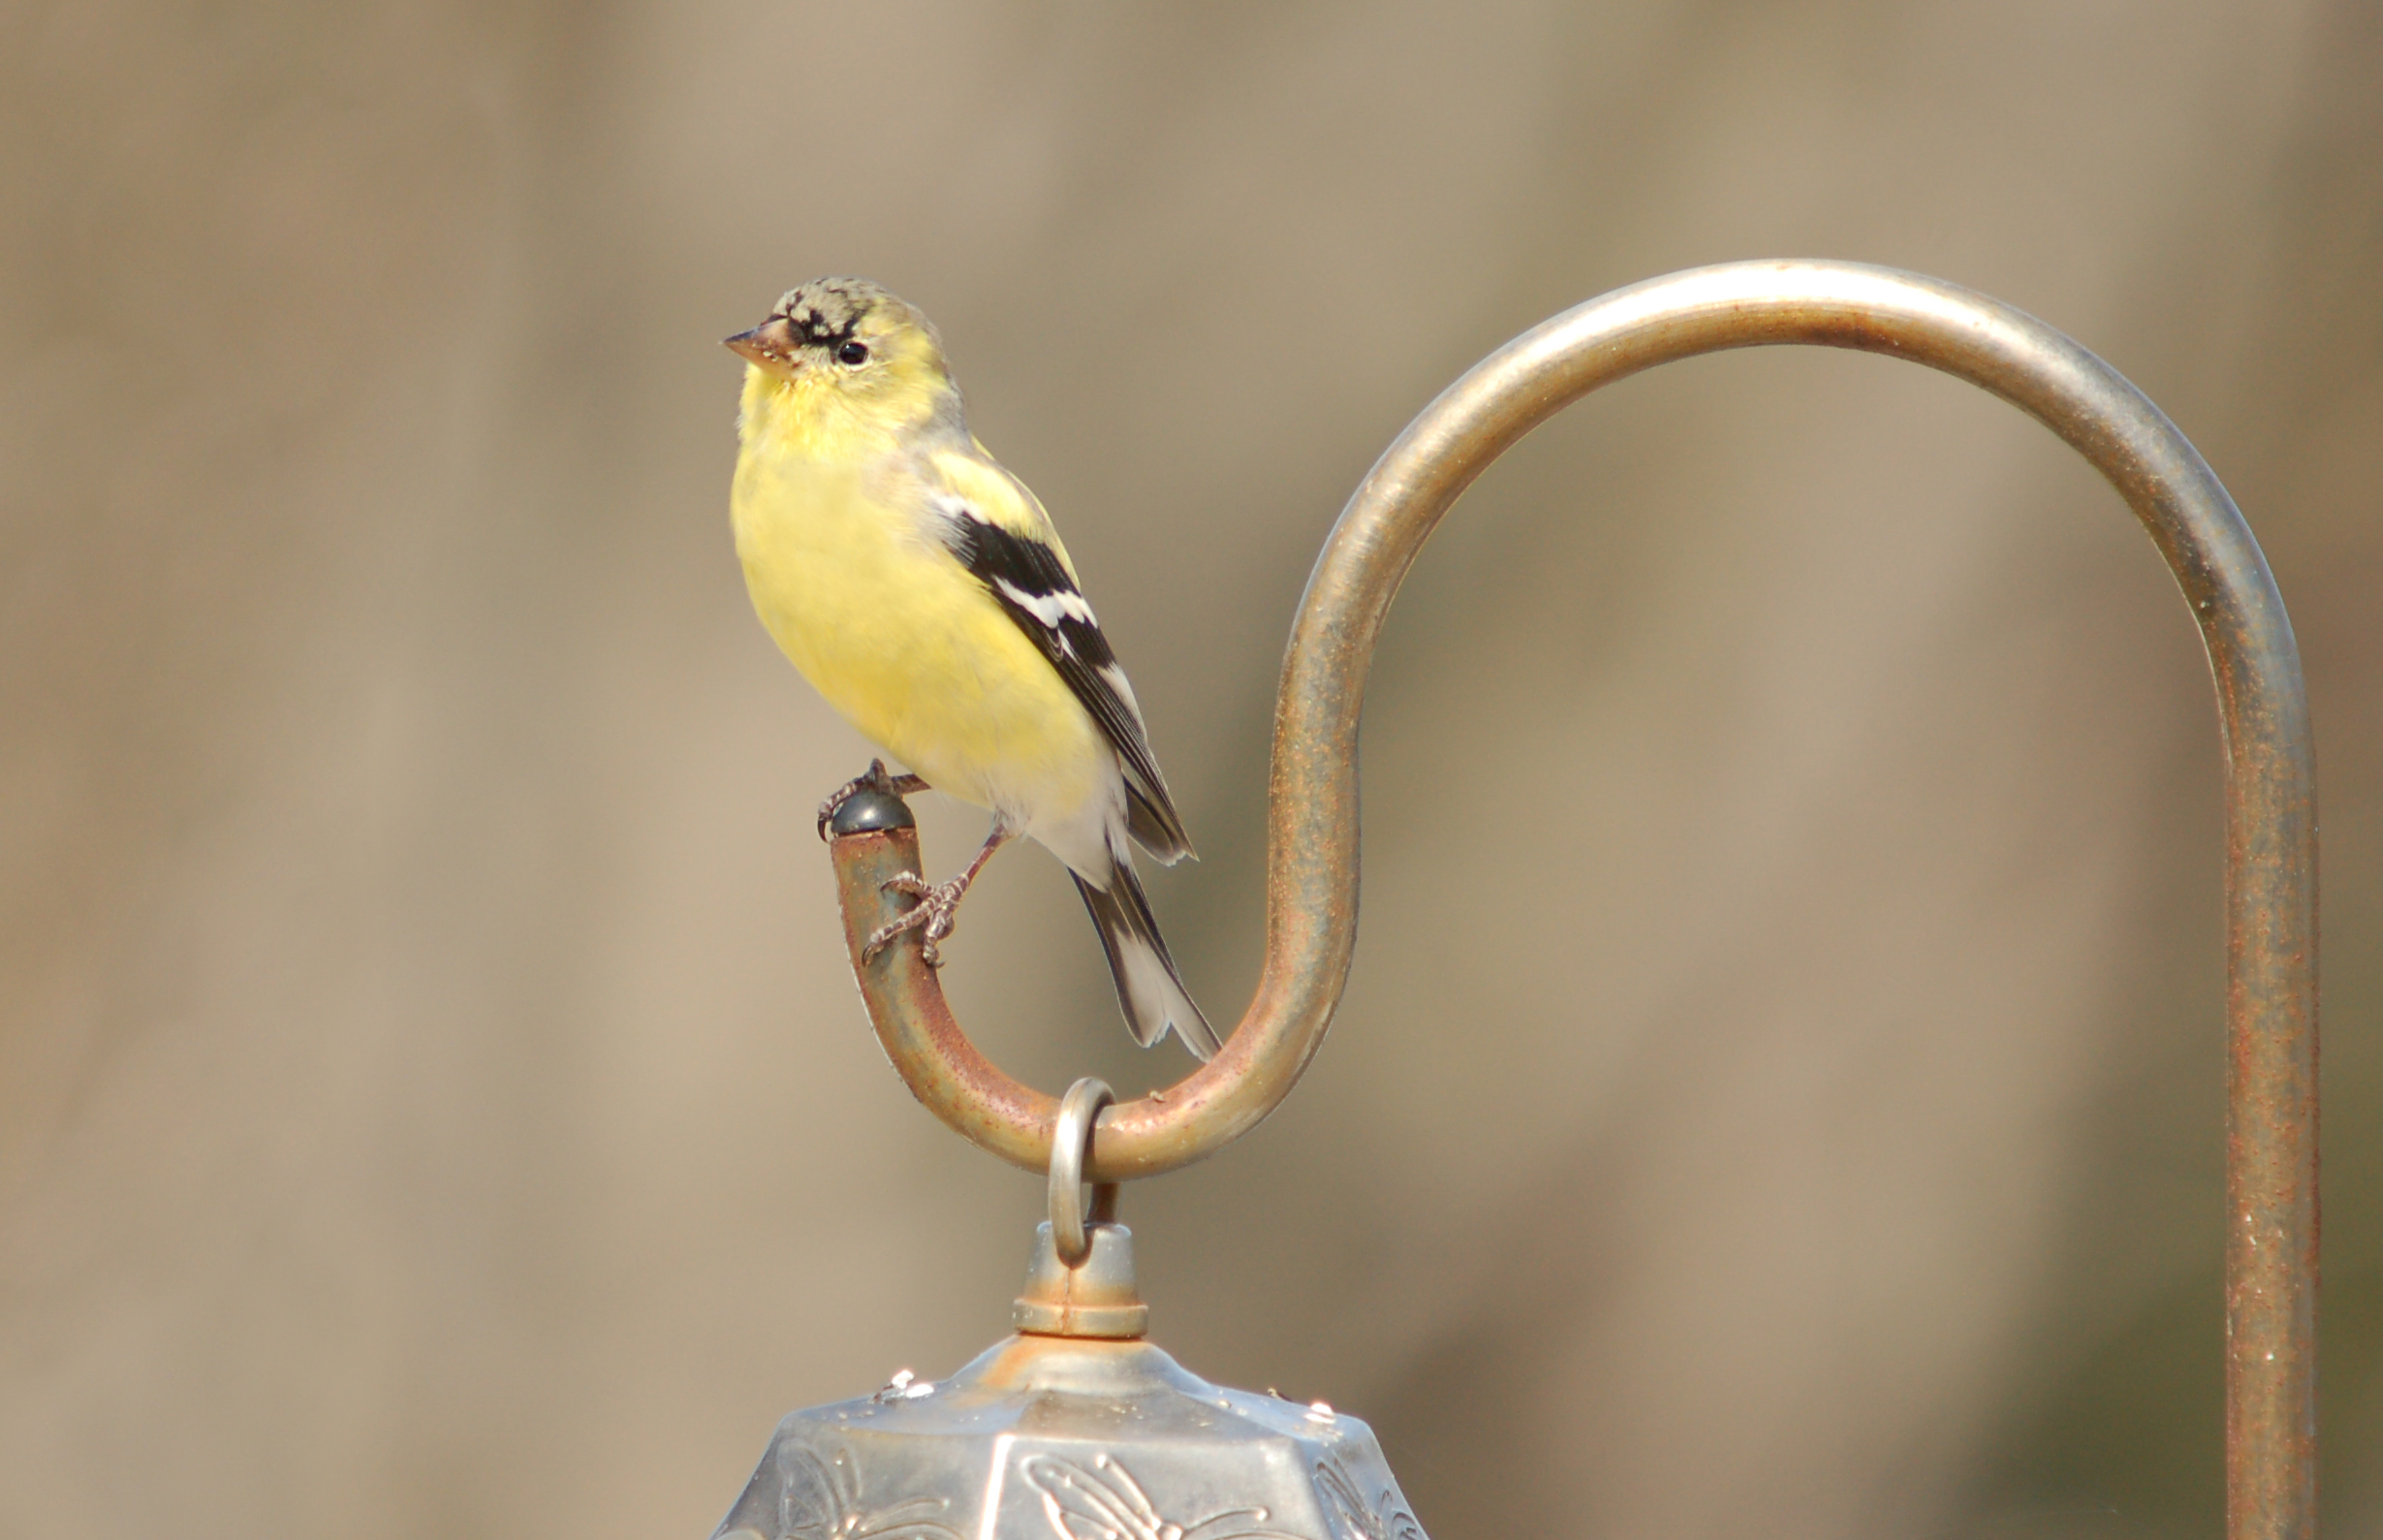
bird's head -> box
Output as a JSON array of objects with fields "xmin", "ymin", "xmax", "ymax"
[{"xmin": 726, "ymin": 278, "xmax": 959, "ymax": 445}]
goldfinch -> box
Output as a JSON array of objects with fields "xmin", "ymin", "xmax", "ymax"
[{"xmin": 724, "ymin": 278, "xmax": 1219, "ymax": 1060}]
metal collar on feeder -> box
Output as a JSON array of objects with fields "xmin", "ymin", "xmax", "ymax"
[
  {"xmin": 1011, "ymin": 1078, "xmax": 1144, "ymax": 1341},
  {"xmin": 759, "ymin": 261, "xmax": 2316, "ymax": 1540}
]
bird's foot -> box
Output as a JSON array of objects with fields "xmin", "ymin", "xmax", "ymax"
[
  {"xmin": 863, "ymin": 871, "xmax": 971, "ymax": 967},
  {"xmin": 818, "ymin": 759, "xmax": 929, "ymax": 841}
]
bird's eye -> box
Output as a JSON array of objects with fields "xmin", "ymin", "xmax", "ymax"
[{"xmin": 836, "ymin": 341, "xmax": 870, "ymax": 365}]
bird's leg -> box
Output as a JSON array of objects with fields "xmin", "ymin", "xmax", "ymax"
[
  {"xmin": 864, "ymin": 827, "xmax": 1012, "ymax": 967},
  {"xmin": 817, "ymin": 758, "xmax": 930, "ymax": 840}
]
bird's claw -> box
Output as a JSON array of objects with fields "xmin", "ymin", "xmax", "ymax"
[
  {"xmin": 818, "ymin": 759, "xmax": 930, "ymax": 840},
  {"xmin": 863, "ymin": 871, "xmax": 965, "ymax": 966}
]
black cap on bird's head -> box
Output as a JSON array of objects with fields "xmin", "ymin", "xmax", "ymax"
[{"xmin": 724, "ymin": 277, "xmax": 948, "ymax": 390}]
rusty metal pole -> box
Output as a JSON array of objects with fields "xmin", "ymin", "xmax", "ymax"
[{"xmin": 822, "ymin": 261, "xmax": 2317, "ymax": 1540}]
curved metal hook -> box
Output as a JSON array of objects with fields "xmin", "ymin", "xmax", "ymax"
[{"xmin": 828, "ymin": 260, "xmax": 2315, "ymax": 1540}]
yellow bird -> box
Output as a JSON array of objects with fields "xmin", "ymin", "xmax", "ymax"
[{"xmin": 725, "ymin": 278, "xmax": 1219, "ymax": 1060}]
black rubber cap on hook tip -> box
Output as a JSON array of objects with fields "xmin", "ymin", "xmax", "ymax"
[{"xmin": 829, "ymin": 789, "xmax": 915, "ymax": 836}]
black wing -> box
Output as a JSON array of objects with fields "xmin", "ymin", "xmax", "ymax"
[{"xmin": 937, "ymin": 502, "xmax": 1194, "ymax": 862}]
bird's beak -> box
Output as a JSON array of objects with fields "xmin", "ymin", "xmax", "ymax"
[{"xmin": 724, "ymin": 316, "xmax": 800, "ymax": 378}]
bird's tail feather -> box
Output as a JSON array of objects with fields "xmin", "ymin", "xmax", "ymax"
[{"xmin": 1072, "ymin": 864, "xmax": 1220, "ymax": 1060}]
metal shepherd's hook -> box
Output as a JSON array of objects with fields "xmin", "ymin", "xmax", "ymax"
[{"xmin": 822, "ymin": 261, "xmax": 2318, "ymax": 1540}]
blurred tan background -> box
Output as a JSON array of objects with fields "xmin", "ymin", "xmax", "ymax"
[{"xmin": 4, "ymin": 2, "xmax": 2380, "ymax": 1536}]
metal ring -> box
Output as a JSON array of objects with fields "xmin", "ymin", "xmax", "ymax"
[{"xmin": 1048, "ymin": 1078, "xmax": 1113, "ymax": 1267}]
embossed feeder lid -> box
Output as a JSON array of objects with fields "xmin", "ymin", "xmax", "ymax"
[{"xmin": 711, "ymin": 1225, "xmax": 1424, "ymax": 1540}]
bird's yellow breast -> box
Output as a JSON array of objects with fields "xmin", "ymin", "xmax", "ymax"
[{"xmin": 730, "ymin": 396, "xmax": 1107, "ymax": 821}]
